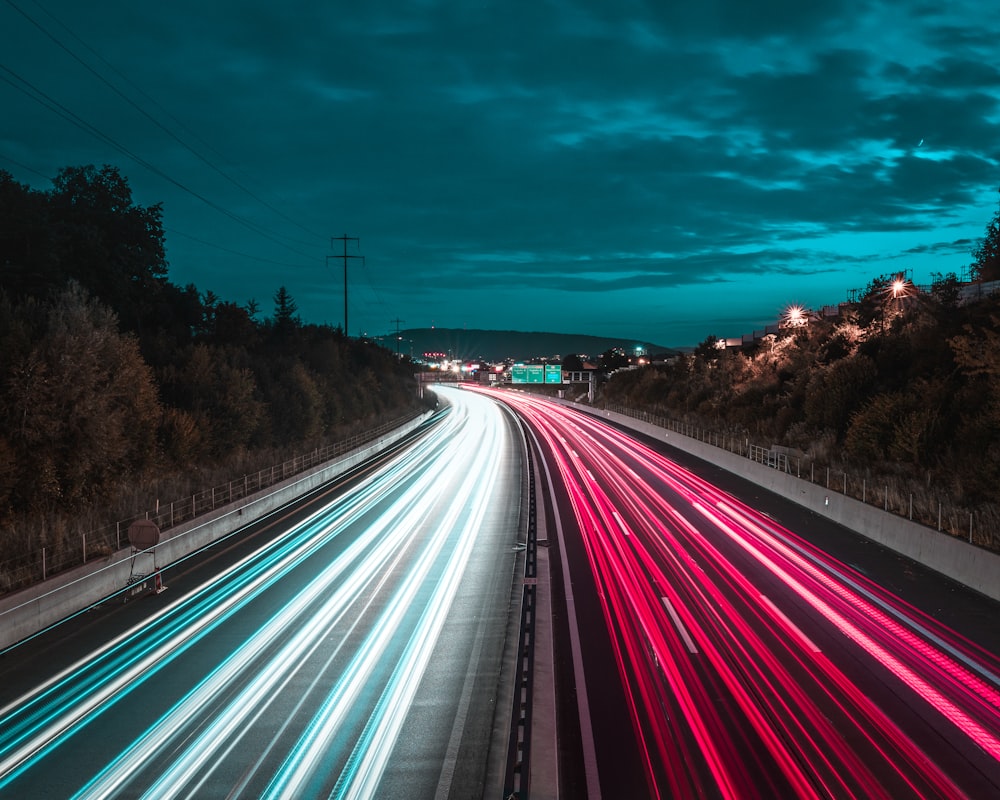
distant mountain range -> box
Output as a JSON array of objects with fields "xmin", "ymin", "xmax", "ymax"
[{"xmin": 383, "ymin": 328, "xmax": 677, "ymax": 362}]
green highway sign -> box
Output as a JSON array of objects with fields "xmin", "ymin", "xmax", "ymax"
[
  {"xmin": 511, "ymin": 364, "xmax": 545, "ymax": 383},
  {"xmin": 511, "ymin": 364, "xmax": 563, "ymax": 384}
]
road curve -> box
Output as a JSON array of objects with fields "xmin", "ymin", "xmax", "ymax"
[
  {"xmin": 0, "ymin": 387, "xmax": 522, "ymax": 799},
  {"xmin": 485, "ymin": 387, "xmax": 1000, "ymax": 800}
]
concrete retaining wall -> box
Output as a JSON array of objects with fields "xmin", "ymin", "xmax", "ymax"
[
  {"xmin": 574, "ymin": 403, "xmax": 1000, "ymax": 603},
  {"xmin": 0, "ymin": 413, "xmax": 432, "ymax": 652}
]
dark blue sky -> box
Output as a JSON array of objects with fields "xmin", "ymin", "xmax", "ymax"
[{"xmin": 2, "ymin": 0, "xmax": 997, "ymax": 347}]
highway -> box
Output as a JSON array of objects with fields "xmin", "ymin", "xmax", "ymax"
[
  {"xmin": 487, "ymin": 388, "xmax": 1000, "ymax": 800},
  {"xmin": 3, "ymin": 383, "xmax": 1000, "ymax": 800},
  {"xmin": 0, "ymin": 388, "xmax": 523, "ymax": 799}
]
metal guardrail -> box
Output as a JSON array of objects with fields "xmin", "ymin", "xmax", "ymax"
[
  {"xmin": 748, "ymin": 443, "xmax": 789, "ymax": 472},
  {"xmin": 0, "ymin": 410, "xmax": 424, "ymax": 594},
  {"xmin": 603, "ymin": 403, "xmax": 996, "ymax": 551},
  {"xmin": 503, "ymin": 435, "xmax": 538, "ymax": 800}
]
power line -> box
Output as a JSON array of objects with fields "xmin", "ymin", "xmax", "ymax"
[
  {"xmin": 0, "ymin": 63, "xmax": 316, "ymax": 260},
  {"xmin": 4, "ymin": 0, "xmax": 327, "ymax": 247},
  {"xmin": 0, "ymin": 156, "xmax": 317, "ymax": 273},
  {"xmin": 0, "ymin": 152, "xmax": 50, "ymax": 181},
  {"xmin": 165, "ymin": 228, "xmax": 317, "ymax": 270}
]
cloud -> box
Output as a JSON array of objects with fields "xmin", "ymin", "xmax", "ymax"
[{"xmin": 1, "ymin": 0, "xmax": 997, "ymax": 345}]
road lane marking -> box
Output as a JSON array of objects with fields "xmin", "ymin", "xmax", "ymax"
[{"xmin": 661, "ymin": 597, "xmax": 699, "ymax": 654}]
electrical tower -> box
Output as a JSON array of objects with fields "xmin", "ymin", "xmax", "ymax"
[
  {"xmin": 327, "ymin": 235, "xmax": 364, "ymax": 336},
  {"xmin": 390, "ymin": 317, "xmax": 405, "ymax": 356}
]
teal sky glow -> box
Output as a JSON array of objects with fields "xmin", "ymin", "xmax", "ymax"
[{"xmin": 1, "ymin": 0, "xmax": 997, "ymax": 347}]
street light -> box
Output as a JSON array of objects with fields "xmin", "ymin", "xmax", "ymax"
[
  {"xmin": 881, "ymin": 273, "xmax": 911, "ymax": 333},
  {"xmin": 781, "ymin": 304, "xmax": 809, "ymax": 328}
]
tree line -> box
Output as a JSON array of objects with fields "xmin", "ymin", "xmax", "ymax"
[
  {"xmin": 0, "ymin": 165, "xmax": 422, "ymax": 544},
  {"xmin": 602, "ymin": 266, "xmax": 1000, "ymax": 509}
]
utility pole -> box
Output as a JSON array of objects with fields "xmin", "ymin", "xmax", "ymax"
[
  {"xmin": 390, "ymin": 317, "xmax": 405, "ymax": 357},
  {"xmin": 327, "ymin": 235, "xmax": 363, "ymax": 336}
]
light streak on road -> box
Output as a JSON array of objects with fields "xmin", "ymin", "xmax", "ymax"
[
  {"xmin": 483, "ymin": 387, "xmax": 1000, "ymax": 799},
  {"xmin": 0, "ymin": 387, "xmax": 519, "ymax": 798}
]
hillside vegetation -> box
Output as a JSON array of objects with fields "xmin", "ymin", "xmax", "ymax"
[
  {"xmin": 602, "ymin": 274, "xmax": 1000, "ymax": 541},
  {"xmin": 602, "ymin": 191, "xmax": 1000, "ymax": 520},
  {"xmin": 0, "ymin": 166, "xmax": 424, "ymax": 583}
]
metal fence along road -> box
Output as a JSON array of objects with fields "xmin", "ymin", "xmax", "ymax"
[{"xmin": 0, "ymin": 411, "xmax": 424, "ymax": 594}]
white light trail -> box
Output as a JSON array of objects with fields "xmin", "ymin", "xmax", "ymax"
[{"xmin": 1, "ymin": 386, "xmax": 517, "ymax": 800}]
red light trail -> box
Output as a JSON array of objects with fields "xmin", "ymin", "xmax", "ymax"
[{"xmin": 481, "ymin": 387, "xmax": 1000, "ymax": 799}]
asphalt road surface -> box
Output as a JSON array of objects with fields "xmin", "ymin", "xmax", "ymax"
[
  {"xmin": 490, "ymin": 388, "xmax": 1000, "ymax": 800},
  {"xmin": 0, "ymin": 388, "xmax": 523, "ymax": 799},
  {"xmin": 4, "ymin": 384, "xmax": 999, "ymax": 800}
]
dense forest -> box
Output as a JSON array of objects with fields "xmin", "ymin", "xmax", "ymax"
[
  {"xmin": 0, "ymin": 165, "xmax": 424, "ymax": 580},
  {"xmin": 601, "ymin": 206, "xmax": 1000, "ymax": 529}
]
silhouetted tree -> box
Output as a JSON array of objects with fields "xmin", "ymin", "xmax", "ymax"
[
  {"xmin": 0, "ymin": 171, "xmax": 55, "ymax": 300},
  {"xmin": 693, "ymin": 335, "xmax": 722, "ymax": 362},
  {"xmin": 48, "ymin": 165, "xmax": 167, "ymax": 329},
  {"xmin": 970, "ymin": 194, "xmax": 1000, "ymax": 282},
  {"xmin": 210, "ymin": 301, "xmax": 259, "ymax": 347},
  {"xmin": 272, "ymin": 286, "xmax": 299, "ymax": 336},
  {"xmin": 930, "ymin": 272, "xmax": 962, "ymax": 308}
]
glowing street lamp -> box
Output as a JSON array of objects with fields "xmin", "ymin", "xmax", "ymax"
[
  {"xmin": 781, "ymin": 304, "xmax": 808, "ymax": 328},
  {"xmin": 881, "ymin": 274, "xmax": 911, "ymax": 333},
  {"xmin": 885, "ymin": 273, "xmax": 911, "ymax": 300}
]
